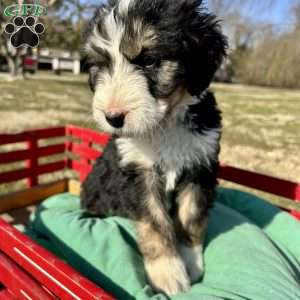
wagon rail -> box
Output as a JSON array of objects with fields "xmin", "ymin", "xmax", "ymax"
[{"xmin": 0, "ymin": 125, "xmax": 299, "ymax": 299}]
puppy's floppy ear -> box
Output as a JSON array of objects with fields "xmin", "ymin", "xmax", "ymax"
[{"xmin": 181, "ymin": 1, "xmax": 227, "ymax": 96}]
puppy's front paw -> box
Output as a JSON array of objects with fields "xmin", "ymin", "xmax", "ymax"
[
  {"xmin": 145, "ymin": 255, "xmax": 191, "ymax": 296},
  {"xmin": 179, "ymin": 244, "xmax": 204, "ymax": 283}
]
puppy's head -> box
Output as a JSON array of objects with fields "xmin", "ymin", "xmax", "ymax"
[{"xmin": 85, "ymin": 0, "xmax": 227, "ymax": 137}]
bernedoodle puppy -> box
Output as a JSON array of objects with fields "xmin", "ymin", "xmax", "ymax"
[{"xmin": 81, "ymin": 0, "xmax": 227, "ymax": 295}]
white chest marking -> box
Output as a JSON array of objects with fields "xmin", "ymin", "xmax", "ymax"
[
  {"xmin": 117, "ymin": 126, "xmax": 220, "ymax": 173},
  {"xmin": 165, "ymin": 170, "xmax": 177, "ymax": 192}
]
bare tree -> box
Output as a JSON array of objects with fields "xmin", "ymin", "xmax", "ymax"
[
  {"xmin": 38, "ymin": 0, "xmax": 100, "ymax": 52},
  {"xmin": 0, "ymin": 0, "xmax": 26, "ymax": 78},
  {"xmin": 293, "ymin": 1, "xmax": 300, "ymax": 29},
  {"xmin": 208, "ymin": 0, "xmax": 274, "ymax": 19},
  {"xmin": 53, "ymin": 0, "xmax": 98, "ymax": 20},
  {"xmin": 208, "ymin": 0, "xmax": 283, "ymax": 83},
  {"xmin": 237, "ymin": 4, "xmax": 300, "ymax": 88},
  {"xmin": 208, "ymin": 0, "xmax": 275, "ymax": 49}
]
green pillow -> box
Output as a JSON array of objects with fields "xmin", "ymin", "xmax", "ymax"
[{"xmin": 27, "ymin": 188, "xmax": 300, "ymax": 300}]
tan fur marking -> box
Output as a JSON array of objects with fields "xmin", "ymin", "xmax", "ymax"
[
  {"xmin": 175, "ymin": 185, "xmax": 208, "ymax": 283},
  {"xmin": 158, "ymin": 61, "xmax": 178, "ymax": 86},
  {"xmin": 135, "ymin": 170, "xmax": 176, "ymax": 259},
  {"xmin": 136, "ymin": 220, "xmax": 190, "ymax": 295},
  {"xmin": 144, "ymin": 254, "xmax": 190, "ymax": 295},
  {"xmin": 163, "ymin": 87, "xmax": 187, "ymax": 115},
  {"xmin": 137, "ymin": 220, "xmax": 176, "ymax": 260},
  {"xmin": 144, "ymin": 171, "xmax": 171, "ymax": 226},
  {"xmin": 176, "ymin": 184, "xmax": 208, "ymax": 246},
  {"xmin": 136, "ymin": 170, "xmax": 191, "ymax": 295},
  {"xmin": 121, "ymin": 22, "xmax": 157, "ymax": 59}
]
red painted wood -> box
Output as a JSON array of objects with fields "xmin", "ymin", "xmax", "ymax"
[
  {"xmin": 66, "ymin": 125, "xmax": 107, "ymax": 181},
  {"xmin": 291, "ymin": 211, "xmax": 300, "ymax": 220},
  {"xmin": 0, "ymin": 161, "xmax": 66, "ymax": 185},
  {"xmin": 0, "ymin": 219, "xmax": 115, "ymax": 300},
  {"xmin": 38, "ymin": 144, "xmax": 65, "ymax": 157},
  {"xmin": 66, "ymin": 125, "xmax": 110, "ymax": 146},
  {"xmin": 37, "ymin": 161, "xmax": 66, "ymax": 176},
  {"xmin": 0, "ymin": 252, "xmax": 55, "ymax": 299},
  {"xmin": 71, "ymin": 143, "xmax": 101, "ymax": 162},
  {"xmin": 0, "ymin": 144, "xmax": 65, "ymax": 165},
  {"xmin": 70, "ymin": 160, "xmax": 93, "ymax": 182},
  {"xmin": 0, "ymin": 169, "xmax": 31, "ymax": 184},
  {"xmin": 80, "ymin": 140, "xmax": 92, "ymax": 182},
  {"xmin": 0, "ymin": 149, "xmax": 29, "ymax": 164},
  {"xmin": 0, "ymin": 289, "xmax": 15, "ymax": 300},
  {"xmin": 64, "ymin": 140, "xmax": 72, "ymax": 170},
  {"xmin": 0, "ymin": 126, "xmax": 66, "ymax": 187},
  {"xmin": 219, "ymin": 165, "xmax": 300, "ymax": 202},
  {"xmin": 26, "ymin": 139, "xmax": 38, "ymax": 187},
  {"xmin": 0, "ymin": 127, "xmax": 65, "ymax": 146}
]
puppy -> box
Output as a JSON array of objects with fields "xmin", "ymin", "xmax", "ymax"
[{"xmin": 81, "ymin": 0, "xmax": 227, "ymax": 295}]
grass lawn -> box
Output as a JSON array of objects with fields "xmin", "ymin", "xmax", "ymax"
[
  {"xmin": 212, "ymin": 83, "xmax": 300, "ymax": 183},
  {"xmin": 0, "ymin": 72, "xmax": 299, "ymax": 209}
]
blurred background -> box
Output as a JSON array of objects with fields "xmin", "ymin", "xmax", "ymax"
[{"xmin": 0, "ymin": 0, "xmax": 299, "ymax": 196}]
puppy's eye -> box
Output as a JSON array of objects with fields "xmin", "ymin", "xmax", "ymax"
[
  {"xmin": 143, "ymin": 56, "xmax": 157, "ymax": 68},
  {"xmin": 132, "ymin": 52, "xmax": 160, "ymax": 69}
]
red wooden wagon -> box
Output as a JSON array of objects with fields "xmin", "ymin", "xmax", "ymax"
[{"xmin": 0, "ymin": 125, "xmax": 299, "ymax": 299}]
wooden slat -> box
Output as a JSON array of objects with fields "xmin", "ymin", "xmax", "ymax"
[
  {"xmin": 70, "ymin": 160, "xmax": 92, "ymax": 182},
  {"xmin": 0, "ymin": 252, "xmax": 55, "ymax": 299},
  {"xmin": 26, "ymin": 139, "xmax": 38, "ymax": 187},
  {"xmin": 0, "ymin": 149, "xmax": 29, "ymax": 164},
  {"xmin": 37, "ymin": 160, "xmax": 66, "ymax": 176},
  {"xmin": 0, "ymin": 169, "xmax": 30, "ymax": 184},
  {"xmin": 66, "ymin": 125, "xmax": 110, "ymax": 146},
  {"xmin": 0, "ymin": 127, "xmax": 65, "ymax": 146},
  {"xmin": 0, "ymin": 180, "xmax": 68, "ymax": 213},
  {"xmin": 0, "ymin": 220, "xmax": 115, "ymax": 300},
  {"xmin": 70, "ymin": 143, "xmax": 101, "ymax": 161},
  {"xmin": 38, "ymin": 144, "xmax": 65, "ymax": 157},
  {"xmin": 219, "ymin": 165, "xmax": 300, "ymax": 201},
  {"xmin": 291, "ymin": 210, "xmax": 300, "ymax": 220},
  {"xmin": 72, "ymin": 161, "xmax": 90, "ymax": 180},
  {"xmin": 0, "ymin": 161, "xmax": 66, "ymax": 185},
  {"xmin": 66, "ymin": 126, "xmax": 109, "ymax": 181},
  {"xmin": 0, "ymin": 144, "xmax": 65, "ymax": 164},
  {"xmin": 0, "ymin": 289, "xmax": 15, "ymax": 300}
]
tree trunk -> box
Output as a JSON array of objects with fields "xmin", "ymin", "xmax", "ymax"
[{"xmin": 7, "ymin": 54, "xmax": 24, "ymax": 79}]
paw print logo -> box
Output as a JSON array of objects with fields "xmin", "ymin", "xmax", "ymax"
[{"xmin": 4, "ymin": 16, "xmax": 45, "ymax": 48}]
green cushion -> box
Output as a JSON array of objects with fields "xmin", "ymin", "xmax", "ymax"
[{"xmin": 27, "ymin": 188, "xmax": 300, "ymax": 300}]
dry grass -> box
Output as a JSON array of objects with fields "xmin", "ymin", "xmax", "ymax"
[
  {"xmin": 0, "ymin": 72, "xmax": 95, "ymax": 132},
  {"xmin": 213, "ymin": 83, "xmax": 300, "ymax": 183},
  {"xmin": 0, "ymin": 73, "xmax": 299, "ymax": 209}
]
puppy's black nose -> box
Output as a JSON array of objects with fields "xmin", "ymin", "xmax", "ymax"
[{"xmin": 105, "ymin": 112, "xmax": 126, "ymax": 128}]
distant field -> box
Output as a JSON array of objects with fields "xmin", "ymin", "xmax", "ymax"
[
  {"xmin": 213, "ymin": 83, "xmax": 300, "ymax": 183},
  {"xmin": 0, "ymin": 73, "xmax": 299, "ymax": 207},
  {"xmin": 0, "ymin": 73, "xmax": 94, "ymax": 131}
]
